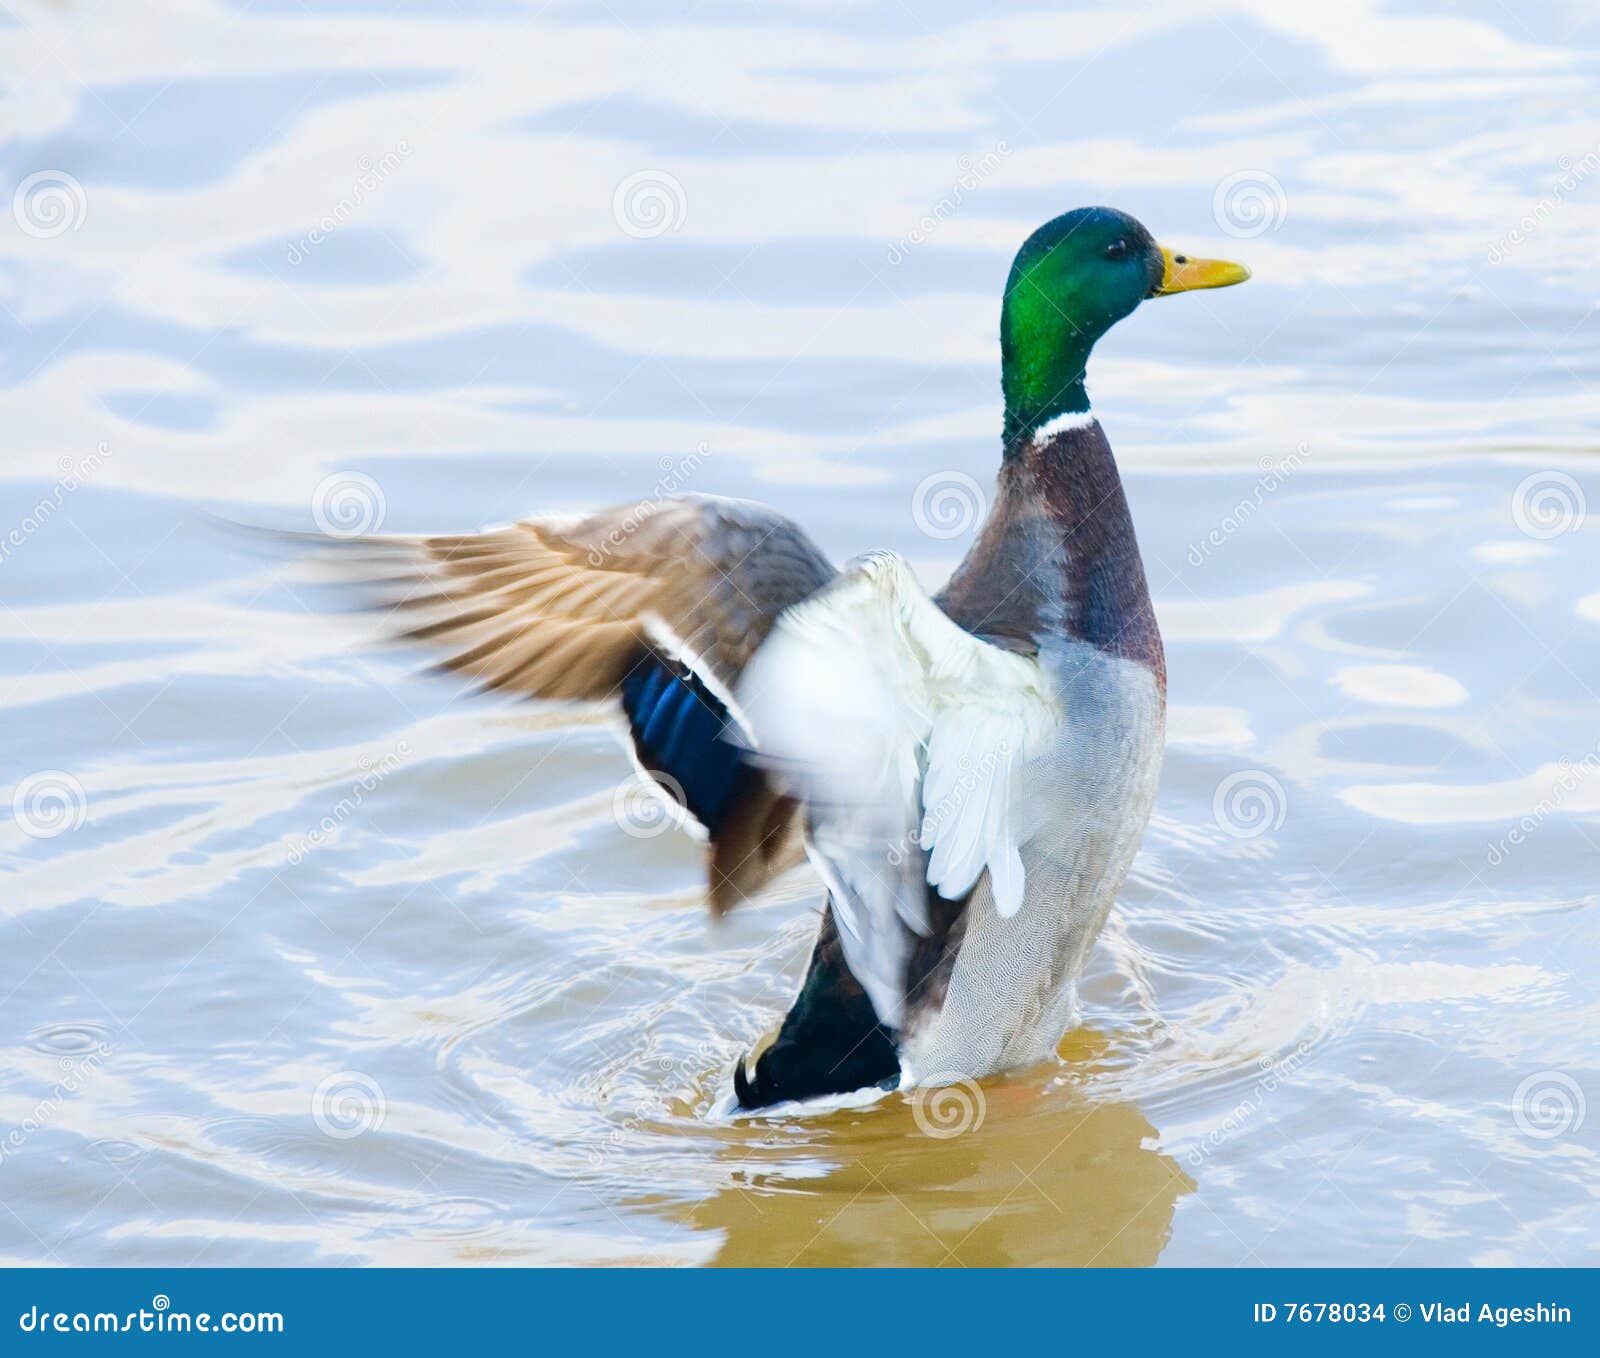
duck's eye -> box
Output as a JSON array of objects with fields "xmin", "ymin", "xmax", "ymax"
[{"xmin": 1104, "ymin": 239, "xmax": 1129, "ymax": 260}]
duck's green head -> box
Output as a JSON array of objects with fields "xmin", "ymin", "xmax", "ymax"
[{"xmin": 1000, "ymin": 206, "xmax": 1250, "ymax": 446}]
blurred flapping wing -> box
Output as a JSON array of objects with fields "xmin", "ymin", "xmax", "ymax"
[
  {"xmin": 736, "ymin": 551, "xmax": 1058, "ymax": 1027},
  {"xmin": 305, "ymin": 494, "xmax": 837, "ymax": 908}
]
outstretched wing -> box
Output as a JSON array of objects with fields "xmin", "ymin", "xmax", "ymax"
[
  {"xmin": 735, "ymin": 551, "xmax": 1058, "ymax": 1027},
  {"xmin": 301, "ymin": 494, "xmax": 837, "ymax": 909}
]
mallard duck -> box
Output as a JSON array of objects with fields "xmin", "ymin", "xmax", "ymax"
[{"xmin": 316, "ymin": 207, "xmax": 1249, "ymax": 1111}]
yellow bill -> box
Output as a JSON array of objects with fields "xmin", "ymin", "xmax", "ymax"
[{"xmin": 1151, "ymin": 245, "xmax": 1251, "ymax": 296}]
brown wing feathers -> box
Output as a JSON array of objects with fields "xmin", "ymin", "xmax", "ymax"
[
  {"xmin": 307, "ymin": 496, "xmax": 835, "ymax": 908},
  {"xmin": 382, "ymin": 523, "xmax": 657, "ymax": 702}
]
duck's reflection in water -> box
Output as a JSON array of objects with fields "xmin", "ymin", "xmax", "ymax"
[{"xmin": 675, "ymin": 1052, "xmax": 1190, "ymax": 1267}]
